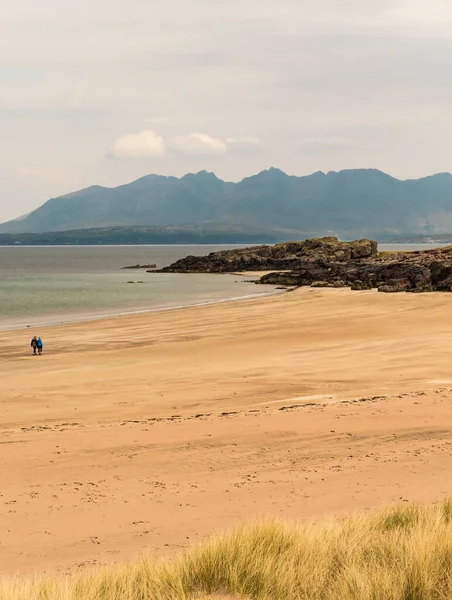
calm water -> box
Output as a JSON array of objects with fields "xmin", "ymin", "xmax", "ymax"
[
  {"xmin": 0, "ymin": 243, "xmax": 447, "ymax": 331},
  {"xmin": 0, "ymin": 245, "xmax": 274, "ymax": 330}
]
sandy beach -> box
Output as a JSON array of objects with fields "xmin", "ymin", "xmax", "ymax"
[{"xmin": 1, "ymin": 286, "xmax": 452, "ymax": 575}]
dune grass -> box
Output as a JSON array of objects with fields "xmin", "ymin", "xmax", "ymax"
[{"xmin": 2, "ymin": 500, "xmax": 452, "ymax": 599}]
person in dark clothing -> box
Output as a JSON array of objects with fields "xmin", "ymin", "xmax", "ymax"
[
  {"xmin": 31, "ymin": 336, "xmax": 38, "ymax": 355},
  {"xmin": 37, "ymin": 337, "xmax": 43, "ymax": 355}
]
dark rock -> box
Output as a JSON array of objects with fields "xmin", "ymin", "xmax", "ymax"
[
  {"xmin": 122, "ymin": 264, "xmax": 157, "ymax": 269},
  {"xmin": 378, "ymin": 284, "xmax": 406, "ymax": 293},
  {"xmin": 407, "ymin": 285, "xmax": 434, "ymax": 293},
  {"xmin": 158, "ymin": 237, "xmax": 452, "ymax": 294},
  {"xmin": 350, "ymin": 240, "xmax": 378, "ymax": 259},
  {"xmin": 259, "ymin": 272, "xmax": 304, "ymax": 286},
  {"xmin": 159, "ymin": 237, "xmax": 378, "ymax": 274},
  {"xmin": 430, "ymin": 260, "xmax": 452, "ymax": 290},
  {"xmin": 351, "ymin": 280, "xmax": 373, "ymax": 291}
]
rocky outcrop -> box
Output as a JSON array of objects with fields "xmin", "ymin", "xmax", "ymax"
[
  {"xmin": 159, "ymin": 237, "xmax": 452, "ymax": 293},
  {"xmin": 160, "ymin": 237, "xmax": 378, "ymax": 273},
  {"xmin": 122, "ymin": 264, "xmax": 156, "ymax": 269},
  {"xmin": 259, "ymin": 245, "xmax": 452, "ymax": 293}
]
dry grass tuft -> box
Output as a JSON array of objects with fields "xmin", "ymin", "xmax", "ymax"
[
  {"xmin": 2, "ymin": 500, "xmax": 452, "ymax": 599},
  {"xmin": 196, "ymin": 595, "xmax": 249, "ymax": 599}
]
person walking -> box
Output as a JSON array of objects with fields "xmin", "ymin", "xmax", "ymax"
[
  {"xmin": 37, "ymin": 337, "xmax": 43, "ymax": 355},
  {"xmin": 31, "ymin": 336, "xmax": 38, "ymax": 355}
]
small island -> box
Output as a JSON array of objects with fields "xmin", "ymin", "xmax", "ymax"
[{"xmin": 122, "ymin": 264, "xmax": 157, "ymax": 270}]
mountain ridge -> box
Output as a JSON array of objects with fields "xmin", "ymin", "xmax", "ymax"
[{"xmin": 2, "ymin": 168, "xmax": 452, "ymax": 237}]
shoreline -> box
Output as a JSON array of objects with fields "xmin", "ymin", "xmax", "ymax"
[
  {"xmin": 2, "ymin": 287, "xmax": 452, "ymax": 574},
  {"xmin": 0, "ymin": 284, "xmax": 283, "ymax": 333}
]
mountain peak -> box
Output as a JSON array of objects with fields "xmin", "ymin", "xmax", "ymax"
[
  {"xmin": 59, "ymin": 185, "xmax": 106, "ymax": 199},
  {"xmin": 182, "ymin": 170, "xmax": 220, "ymax": 181},
  {"xmin": 260, "ymin": 167, "xmax": 288, "ymax": 177},
  {"xmin": 3, "ymin": 168, "xmax": 452, "ymax": 236},
  {"xmin": 239, "ymin": 168, "xmax": 289, "ymax": 184}
]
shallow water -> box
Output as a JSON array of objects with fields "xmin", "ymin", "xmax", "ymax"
[
  {"xmin": 0, "ymin": 245, "xmax": 270, "ymax": 330},
  {"xmin": 0, "ymin": 243, "xmax": 447, "ymax": 331}
]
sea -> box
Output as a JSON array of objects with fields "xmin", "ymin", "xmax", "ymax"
[
  {"xmin": 0, "ymin": 245, "xmax": 276, "ymax": 331},
  {"xmin": 0, "ymin": 243, "xmax": 448, "ymax": 331}
]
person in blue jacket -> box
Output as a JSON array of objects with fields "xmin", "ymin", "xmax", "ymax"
[{"xmin": 37, "ymin": 337, "xmax": 43, "ymax": 355}]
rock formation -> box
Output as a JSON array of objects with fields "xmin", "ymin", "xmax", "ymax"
[
  {"xmin": 122, "ymin": 264, "xmax": 157, "ymax": 269},
  {"xmin": 160, "ymin": 237, "xmax": 377, "ymax": 273},
  {"xmin": 159, "ymin": 237, "xmax": 452, "ymax": 293}
]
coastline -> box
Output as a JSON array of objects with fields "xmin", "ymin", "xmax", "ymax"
[
  {"xmin": 0, "ymin": 271, "xmax": 282, "ymax": 333},
  {"xmin": 0, "ymin": 287, "xmax": 282, "ymax": 332},
  {"xmin": 2, "ymin": 286, "xmax": 452, "ymax": 575}
]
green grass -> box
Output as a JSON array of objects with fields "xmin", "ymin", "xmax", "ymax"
[{"xmin": 2, "ymin": 501, "xmax": 452, "ymax": 599}]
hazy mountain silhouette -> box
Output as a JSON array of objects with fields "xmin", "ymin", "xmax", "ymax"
[{"xmin": 3, "ymin": 168, "xmax": 452, "ymax": 238}]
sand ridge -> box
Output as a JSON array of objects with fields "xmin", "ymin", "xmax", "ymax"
[{"xmin": 1, "ymin": 287, "xmax": 452, "ymax": 574}]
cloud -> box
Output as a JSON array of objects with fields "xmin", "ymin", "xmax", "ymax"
[
  {"xmin": 384, "ymin": 0, "xmax": 452, "ymax": 28},
  {"xmin": 110, "ymin": 130, "xmax": 165, "ymax": 158},
  {"xmin": 226, "ymin": 137, "xmax": 260, "ymax": 146},
  {"xmin": 224, "ymin": 137, "xmax": 262, "ymax": 156},
  {"xmin": 172, "ymin": 133, "xmax": 227, "ymax": 155},
  {"xmin": 108, "ymin": 130, "xmax": 261, "ymax": 160},
  {"xmin": 171, "ymin": 134, "xmax": 260, "ymax": 155}
]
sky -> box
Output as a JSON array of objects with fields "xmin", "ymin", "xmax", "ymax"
[{"xmin": 1, "ymin": 0, "xmax": 452, "ymax": 221}]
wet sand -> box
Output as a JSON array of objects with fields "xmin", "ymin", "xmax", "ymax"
[{"xmin": 1, "ymin": 287, "xmax": 452, "ymax": 574}]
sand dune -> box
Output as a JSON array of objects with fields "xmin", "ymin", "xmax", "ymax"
[{"xmin": 1, "ymin": 287, "xmax": 452, "ymax": 574}]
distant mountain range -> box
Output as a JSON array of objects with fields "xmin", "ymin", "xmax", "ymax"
[{"xmin": 3, "ymin": 168, "xmax": 452, "ymax": 239}]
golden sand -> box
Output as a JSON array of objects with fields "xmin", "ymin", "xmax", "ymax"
[{"xmin": 1, "ymin": 287, "xmax": 452, "ymax": 574}]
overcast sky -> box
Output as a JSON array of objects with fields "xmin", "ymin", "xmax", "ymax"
[{"xmin": 1, "ymin": 0, "xmax": 452, "ymax": 221}]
